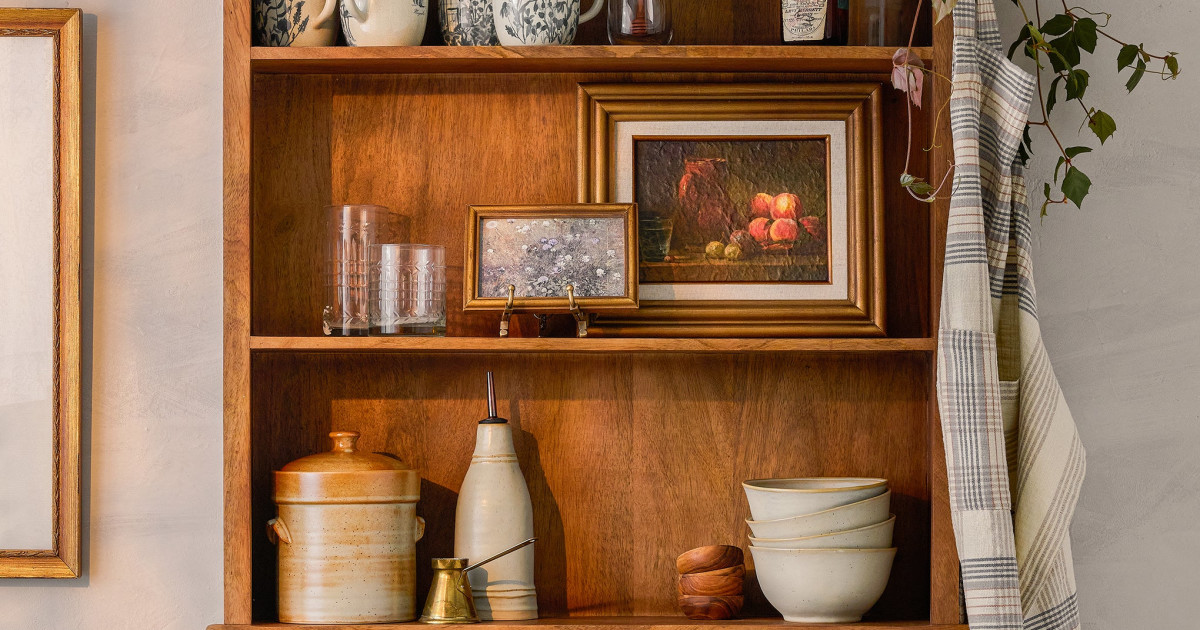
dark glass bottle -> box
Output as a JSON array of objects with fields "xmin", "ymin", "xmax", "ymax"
[{"xmin": 782, "ymin": 0, "xmax": 849, "ymax": 45}]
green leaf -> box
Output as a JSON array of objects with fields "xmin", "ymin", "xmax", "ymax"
[
  {"xmin": 1126, "ymin": 59, "xmax": 1146, "ymax": 92},
  {"xmin": 1056, "ymin": 145, "xmax": 1092, "ymax": 181},
  {"xmin": 1066, "ymin": 69, "xmax": 1089, "ymax": 100},
  {"xmin": 900, "ymin": 173, "xmax": 916, "ymax": 187},
  {"xmin": 1008, "ymin": 24, "xmax": 1032, "ymax": 60},
  {"xmin": 1061, "ymin": 167, "xmax": 1092, "ymax": 208},
  {"xmin": 1040, "ymin": 182, "xmax": 1054, "ymax": 217},
  {"xmin": 910, "ymin": 181, "xmax": 936, "ymax": 195},
  {"xmin": 1044, "ymin": 182, "xmax": 1052, "ymax": 198},
  {"xmin": 1041, "ymin": 14, "xmax": 1074, "ymax": 36},
  {"xmin": 1074, "ymin": 18, "xmax": 1098, "ymax": 53},
  {"xmin": 1117, "ymin": 44, "xmax": 1139, "ymax": 71},
  {"xmin": 1050, "ymin": 33, "xmax": 1081, "ymax": 68},
  {"xmin": 1046, "ymin": 76, "xmax": 1062, "ymax": 114},
  {"xmin": 1166, "ymin": 55, "xmax": 1180, "ymax": 77},
  {"xmin": 1089, "ymin": 110, "xmax": 1117, "ymax": 144}
]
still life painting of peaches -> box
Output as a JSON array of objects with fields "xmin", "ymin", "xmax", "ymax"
[{"xmin": 633, "ymin": 137, "xmax": 830, "ymax": 284}]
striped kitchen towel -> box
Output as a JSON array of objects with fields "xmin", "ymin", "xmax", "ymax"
[{"xmin": 937, "ymin": 0, "xmax": 1087, "ymax": 629}]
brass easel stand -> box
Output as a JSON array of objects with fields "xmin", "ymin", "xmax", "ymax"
[{"xmin": 498, "ymin": 284, "xmax": 589, "ymax": 338}]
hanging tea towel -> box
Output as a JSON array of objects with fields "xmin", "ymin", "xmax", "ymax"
[{"xmin": 937, "ymin": 0, "xmax": 1087, "ymax": 629}]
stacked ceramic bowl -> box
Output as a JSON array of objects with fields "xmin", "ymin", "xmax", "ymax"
[{"xmin": 744, "ymin": 478, "xmax": 896, "ymax": 624}]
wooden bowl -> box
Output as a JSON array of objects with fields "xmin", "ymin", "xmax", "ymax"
[
  {"xmin": 686, "ymin": 564, "xmax": 745, "ymax": 579},
  {"xmin": 678, "ymin": 595, "xmax": 744, "ymax": 620},
  {"xmin": 675, "ymin": 545, "xmax": 744, "ymax": 574},
  {"xmin": 678, "ymin": 571, "xmax": 744, "ymax": 597}
]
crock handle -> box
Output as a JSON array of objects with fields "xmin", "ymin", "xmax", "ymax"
[
  {"xmin": 414, "ymin": 516, "xmax": 426, "ymax": 542},
  {"xmin": 267, "ymin": 517, "xmax": 293, "ymax": 545}
]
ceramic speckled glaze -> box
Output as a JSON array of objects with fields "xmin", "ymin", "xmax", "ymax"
[
  {"xmin": 742, "ymin": 477, "xmax": 888, "ymax": 521},
  {"xmin": 749, "ymin": 546, "xmax": 897, "ymax": 623},
  {"xmin": 270, "ymin": 432, "xmax": 424, "ymax": 624},
  {"xmin": 254, "ymin": 0, "xmax": 341, "ymax": 46},
  {"xmin": 454, "ymin": 375, "xmax": 537, "ymax": 620},
  {"xmin": 492, "ymin": 0, "xmax": 604, "ymax": 45},
  {"xmin": 340, "ymin": 0, "xmax": 428, "ymax": 46}
]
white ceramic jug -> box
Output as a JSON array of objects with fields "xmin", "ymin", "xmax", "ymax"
[
  {"xmin": 492, "ymin": 0, "xmax": 604, "ymax": 45},
  {"xmin": 454, "ymin": 373, "xmax": 538, "ymax": 620},
  {"xmin": 341, "ymin": 0, "xmax": 429, "ymax": 46}
]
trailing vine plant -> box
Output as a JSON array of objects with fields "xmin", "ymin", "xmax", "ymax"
[{"xmin": 893, "ymin": 0, "xmax": 1181, "ymax": 215}]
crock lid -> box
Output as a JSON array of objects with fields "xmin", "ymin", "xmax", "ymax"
[
  {"xmin": 281, "ymin": 431, "xmax": 413, "ymax": 472},
  {"xmin": 274, "ymin": 431, "xmax": 420, "ymax": 504}
]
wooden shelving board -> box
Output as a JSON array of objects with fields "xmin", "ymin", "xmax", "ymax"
[
  {"xmin": 209, "ymin": 618, "xmax": 966, "ymax": 630},
  {"xmin": 250, "ymin": 45, "xmax": 932, "ymax": 74},
  {"xmin": 249, "ymin": 335, "xmax": 936, "ymax": 354}
]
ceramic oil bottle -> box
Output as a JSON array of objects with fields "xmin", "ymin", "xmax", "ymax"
[{"xmin": 454, "ymin": 372, "xmax": 537, "ymax": 620}]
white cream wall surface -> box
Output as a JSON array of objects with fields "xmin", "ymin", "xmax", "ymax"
[
  {"xmin": 0, "ymin": 1, "xmax": 223, "ymax": 629},
  {"xmin": 993, "ymin": 1, "xmax": 1200, "ymax": 629}
]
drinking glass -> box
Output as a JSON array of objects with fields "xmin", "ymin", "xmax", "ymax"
[
  {"xmin": 369, "ymin": 244, "xmax": 447, "ymax": 336},
  {"xmin": 639, "ymin": 216, "xmax": 674, "ymax": 263},
  {"xmin": 608, "ymin": 0, "xmax": 672, "ymax": 45},
  {"xmin": 323, "ymin": 204, "xmax": 396, "ymax": 336}
]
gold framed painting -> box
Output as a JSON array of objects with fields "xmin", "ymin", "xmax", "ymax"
[
  {"xmin": 578, "ymin": 83, "xmax": 885, "ymax": 337},
  {"xmin": 464, "ymin": 204, "xmax": 639, "ymax": 312},
  {"xmin": 0, "ymin": 8, "xmax": 82, "ymax": 578}
]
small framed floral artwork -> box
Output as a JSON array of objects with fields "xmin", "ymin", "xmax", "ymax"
[
  {"xmin": 578, "ymin": 83, "xmax": 885, "ymax": 337},
  {"xmin": 464, "ymin": 204, "xmax": 639, "ymax": 312}
]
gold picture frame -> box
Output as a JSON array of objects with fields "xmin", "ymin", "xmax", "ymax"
[
  {"xmin": 464, "ymin": 204, "xmax": 639, "ymax": 312},
  {"xmin": 578, "ymin": 83, "xmax": 885, "ymax": 338},
  {"xmin": 0, "ymin": 8, "xmax": 82, "ymax": 578}
]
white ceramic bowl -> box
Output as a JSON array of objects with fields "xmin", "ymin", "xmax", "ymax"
[
  {"xmin": 749, "ymin": 515, "xmax": 895, "ymax": 549},
  {"xmin": 742, "ymin": 477, "xmax": 887, "ymax": 521},
  {"xmin": 746, "ymin": 491, "xmax": 890, "ymax": 539},
  {"xmin": 750, "ymin": 546, "xmax": 896, "ymax": 623}
]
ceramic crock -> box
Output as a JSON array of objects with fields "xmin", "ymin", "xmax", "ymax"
[
  {"xmin": 340, "ymin": 0, "xmax": 429, "ymax": 46},
  {"xmin": 269, "ymin": 431, "xmax": 424, "ymax": 624}
]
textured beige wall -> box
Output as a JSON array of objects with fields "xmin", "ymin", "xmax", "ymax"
[
  {"xmin": 0, "ymin": 0, "xmax": 1195, "ymax": 628},
  {"xmin": 0, "ymin": 1, "xmax": 223, "ymax": 629},
  {"xmin": 994, "ymin": 1, "xmax": 1200, "ymax": 628}
]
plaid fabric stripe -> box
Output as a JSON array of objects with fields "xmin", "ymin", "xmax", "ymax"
[{"xmin": 940, "ymin": 1, "xmax": 1086, "ymax": 629}]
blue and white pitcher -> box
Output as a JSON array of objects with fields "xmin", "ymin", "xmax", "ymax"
[
  {"xmin": 341, "ymin": 0, "xmax": 429, "ymax": 46},
  {"xmin": 492, "ymin": 0, "xmax": 604, "ymax": 45},
  {"xmin": 254, "ymin": 0, "xmax": 340, "ymax": 46}
]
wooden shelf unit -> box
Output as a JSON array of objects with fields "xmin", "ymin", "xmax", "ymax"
[
  {"xmin": 249, "ymin": 336, "xmax": 937, "ymax": 354},
  {"xmin": 250, "ymin": 45, "xmax": 933, "ymax": 74},
  {"xmin": 223, "ymin": 1, "xmax": 957, "ymax": 628},
  {"xmin": 209, "ymin": 617, "xmax": 967, "ymax": 630}
]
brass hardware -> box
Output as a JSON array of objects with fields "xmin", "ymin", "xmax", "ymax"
[
  {"xmin": 499, "ymin": 285, "xmax": 590, "ymax": 338},
  {"xmin": 499, "ymin": 285, "xmax": 515, "ymax": 338},
  {"xmin": 420, "ymin": 538, "xmax": 537, "ymax": 624},
  {"xmin": 567, "ymin": 285, "xmax": 589, "ymax": 337}
]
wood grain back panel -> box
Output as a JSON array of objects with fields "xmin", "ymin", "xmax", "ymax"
[
  {"xmin": 250, "ymin": 352, "xmax": 931, "ymax": 621},
  {"xmin": 250, "ymin": 73, "xmax": 928, "ymax": 339}
]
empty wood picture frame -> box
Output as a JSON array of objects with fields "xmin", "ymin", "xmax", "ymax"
[
  {"xmin": 0, "ymin": 8, "xmax": 82, "ymax": 578},
  {"xmin": 464, "ymin": 204, "xmax": 639, "ymax": 312},
  {"xmin": 578, "ymin": 83, "xmax": 885, "ymax": 337}
]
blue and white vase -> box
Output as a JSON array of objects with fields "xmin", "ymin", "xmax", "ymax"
[
  {"xmin": 341, "ymin": 0, "xmax": 429, "ymax": 46},
  {"xmin": 254, "ymin": 0, "xmax": 340, "ymax": 46},
  {"xmin": 492, "ymin": 0, "xmax": 604, "ymax": 46},
  {"xmin": 440, "ymin": 0, "xmax": 500, "ymax": 45}
]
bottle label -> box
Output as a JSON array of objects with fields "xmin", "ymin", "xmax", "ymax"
[{"xmin": 782, "ymin": 0, "xmax": 829, "ymax": 42}]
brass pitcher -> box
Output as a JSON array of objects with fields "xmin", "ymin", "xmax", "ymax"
[{"xmin": 420, "ymin": 538, "xmax": 537, "ymax": 624}]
